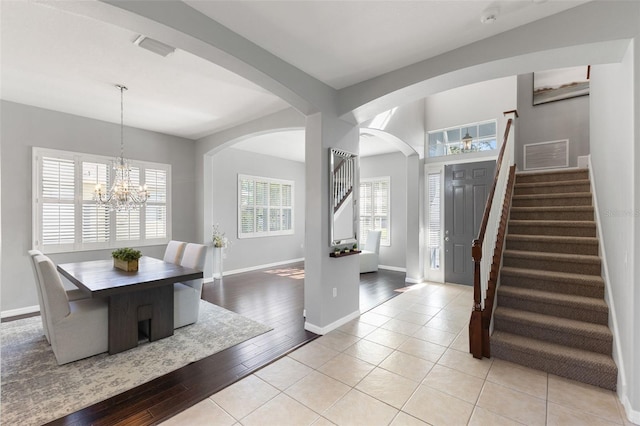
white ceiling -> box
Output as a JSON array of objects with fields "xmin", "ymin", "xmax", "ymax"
[
  {"xmin": 232, "ymin": 129, "xmax": 403, "ymax": 162},
  {"xmin": 1, "ymin": 0, "xmax": 588, "ymax": 152},
  {"xmin": 185, "ymin": 0, "xmax": 588, "ymax": 90}
]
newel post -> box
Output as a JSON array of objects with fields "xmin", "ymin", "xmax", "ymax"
[{"xmin": 469, "ymin": 239, "xmax": 483, "ymax": 359}]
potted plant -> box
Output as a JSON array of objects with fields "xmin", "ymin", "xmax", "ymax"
[{"xmin": 112, "ymin": 247, "xmax": 142, "ymax": 272}]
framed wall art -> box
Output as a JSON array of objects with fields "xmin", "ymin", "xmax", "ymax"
[{"xmin": 533, "ymin": 65, "xmax": 590, "ymax": 106}]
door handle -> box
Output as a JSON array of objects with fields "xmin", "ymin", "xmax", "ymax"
[{"xmin": 445, "ymin": 237, "xmax": 450, "ymax": 242}]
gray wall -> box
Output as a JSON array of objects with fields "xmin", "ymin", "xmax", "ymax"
[
  {"xmin": 516, "ymin": 73, "xmax": 590, "ymax": 169},
  {"xmin": 0, "ymin": 101, "xmax": 197, "ymax": 313},
  {"xmin": 590, "ymin": 41, "xmax": 639, "ymax": 415},
  {"xmin": 210, "ymin": 147, "xmax": 305, "ymax": 273},
  {"xmin": 425, "ymin": 76, "xmax": 517, "ymax": 164},
  {"xmin": 360, "ymin": 152, "xmax": 407, "ymax": 269}
]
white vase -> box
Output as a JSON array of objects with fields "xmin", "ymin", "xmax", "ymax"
[{"xmin": 212, "ymin": 246, "xmax": 224, "ymax": 279}]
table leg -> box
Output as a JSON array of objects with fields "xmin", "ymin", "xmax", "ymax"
[{"xmin": 108, "ymin": 285, "xmax": 174, "ymax": 354}]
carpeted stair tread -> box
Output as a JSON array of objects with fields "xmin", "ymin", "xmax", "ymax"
[
  {"xmin": 506, "ymin": 234, "xmax": 599, "ymax": 255},
  {"xmin": 508, "ymin": 220, "xmax": 595, "ymax": 228},
  {"xmin": 500, "ymin": 266, "xmax": 604, "ymax": 297},
  {"xmin": 511, "ymin": 206, "xmax": 594, "ymax": 213},
  {"xmin": 491, "ymin": 330, "xmax": 617, "ymax": 390},
  {"xmin": 508, "ymin": 220, "xmax": 596, "ymax": 237},
  {"xmin": 515, "ymin": 169, "xmax": 589, "ymax": 183},
  {"xmin": 494, "ymin": 307, "xmax": 612, "ymax": 354},
  {"xmin": 506, "ymin": 234, "xmax": 598, "ymax": 244},
  {"xmin": 512, "ymin": 192, "xmax": 593, "ymax": 207},
  {"xmin": 514, "ymin": 180, "xmax": 591, "ymax": 195},
  {"xmin": 510, "ymin": 206, "xmax": 595, "ymax": 221},
  {"xmin": 503, "ymin": 250, "xmax": 600, "ymax": 264},
  {"xmin": 498, "ymin": 285, "xmax": 609, "ymax": 324},
  {"xmin": 514, "ymin": 179, "xmax": 590, "ymax": 189},
  {"xmin": 503, "ymin": 250, "xmax": 601, "ymax": 275}
]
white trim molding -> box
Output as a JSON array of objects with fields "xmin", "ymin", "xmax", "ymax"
[
  {"xmin": 203, "ymin": 258, "xmax": 305, "ymax": 283},
  {"xmin": 1, "ymin": 305, "xmax": 40, "ymax": 319},
  {"xmin": 304, "ymin": 309, "xmax": 360, "ymax": 335}
]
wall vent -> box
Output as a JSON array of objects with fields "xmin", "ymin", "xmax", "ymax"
[
  {"xmin": 133, "ymin": 35, "xmax": 175, "ymax": 57},
  {"xmin": 524, "ymin": 139, "xmax": 569, "ymax": 170}
]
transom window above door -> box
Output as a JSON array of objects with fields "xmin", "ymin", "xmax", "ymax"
[{"xmin": 427, "ymin": 120, "xmax": 497, "ymax": 158}]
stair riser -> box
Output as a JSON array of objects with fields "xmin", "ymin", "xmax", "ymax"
[
  {"xmin": 510, "ymin": 210, "xmax": 594, "ymax": 221},
  {"xmin": 514, "ymin": 183, "xmax": 591, "ymax": 195},
  {"xmin": 494, "ymin": 317, "xmax": 612, "ymax": 354},
  {"xmin": 508, "ymin": 223, "xmax": 596, "ymax": 237},
  {"xmin": 491, "ymin": 342, "xmax": 616, "ymax": 391},
  {"xmin": 506, "ymin": 239, "xmax": 598, "ymax": 256},
  {"xmin": 500, "ymin": 273, "xmax": 605, "ymax": 298},
  {"xmin": 503, "ymin": 256, "xmax": 601, "ymax": 275},
  {"xmin": 497, "ymin": 294, "xmax": 609, "ymax": 325},
  {"xmin": 516, "ymin": 171, "xmax": 589, "ymax": 184},
  {"xmin": 512, "ymin": 196, "xmax": 592, "ymax": 207}
]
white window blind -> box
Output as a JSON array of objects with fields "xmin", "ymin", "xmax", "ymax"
[
  {"xmin": 41, "ymin": 157, "xmax": 75, "ymax": 247},
  {"xmin": 145, "ymin": 168, "xmax": 168, "ymax": 239},
  {"xmin": 427, "ymin": 172, "xmax": 441, "ymax": 270},
  {"xmin": 359, "ymin": 177, "xmax": 390, "ymax": 246},
  {"xmin": 238, "ymin": 174, "xmax": 294, "ymax": 238},
  {"xmin": 33, "ymin": 147, "xmax": 171, "ymax": 253}
]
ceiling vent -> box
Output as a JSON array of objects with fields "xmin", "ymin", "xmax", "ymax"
[{"xmin": 133, "ymin": 35, "xmax": 175, "ymax": 57}]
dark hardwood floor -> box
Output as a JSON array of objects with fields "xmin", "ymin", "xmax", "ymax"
[{"xmin": 45, "ymin": 263, "xmax": 406, "ymax": 425}]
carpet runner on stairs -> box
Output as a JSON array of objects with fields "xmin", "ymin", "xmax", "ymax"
[{"xmin": 491, "ymin": 168, "xmax": 618, "ymax": 391}]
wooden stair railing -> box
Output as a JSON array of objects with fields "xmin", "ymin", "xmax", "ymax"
[
  {"xmin": 333, "ymin": 157, "xmax": 354, "ymax": 214},
  {"xmin": 469, "ymin": 112, "xmax": 517, "ymax": 359}
]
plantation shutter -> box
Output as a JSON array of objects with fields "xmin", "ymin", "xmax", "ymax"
[
  {"xmin": 145, "ymin": 168, "xmax": 167, "ymax": 239},
  {"xmin": 240, "ymin": 178, "xmax": 255, "ymax": 234},
  {"xmin": 427, "ymin": 172, "xmax": 441, "ymax": 270},
  {"xmin": 373, "ymin": 180, "xmax": 389, "ymax": 244},
  {"xmin": 238, "ymin": 175, "xmax": 294, "ymax": 238},
  {"xmin": 359, "ymin": 177, "xmax": 390, "ymax": 246},
  {"xmin": 282, "ymin": 184, "xmax": 293, "ymax": 231},
  {"xmin": 359, "ymin": 181, "xmax": 373, "ymax": 245},
  {"xmin": 41, "ymin": 157, "xmax": 75, "ymax": 245},
  {"xmin": 115, "ymin": 167, "xmax": 140, "ymax": 241},
  {"xmin": 82, "ymin": 161, "xmax": 110, "ymax": 243}
]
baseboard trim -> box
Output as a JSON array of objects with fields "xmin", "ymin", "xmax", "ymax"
[
  {"xmin": 405, "ymin": 276, "xmax": 424, "ymax": 284},
  {"xmin": 378, "ymin": 265, "xmax": 406, "ymax": 273},
  {"xmin": 1, "ymin": 305, "xmax": 40, "ymax": 319},
  {"xmin": 304, "ymin": 309, "xmax": 360, "ymax": 335},
  {"xmin": 204, "ymin": 258, "xmax": 305, "ymax": 283},
  {"xmin": 619, "ymin": 392, "xmax": 640, "ymax": 424},
  {"xmin": 589, "ymin": 157, "xmax": 629, "ymax": 414}
]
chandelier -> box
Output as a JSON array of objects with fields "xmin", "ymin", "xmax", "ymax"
[{"xmin": 94, "ymin": 85, "xmax": 149, "ymax": 211}]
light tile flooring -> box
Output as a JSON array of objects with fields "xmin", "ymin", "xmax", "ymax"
[{"xmin": 162, "ymin": 282, "xmax": 635, "ymax": 426}]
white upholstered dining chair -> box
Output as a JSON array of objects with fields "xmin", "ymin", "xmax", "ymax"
[
  {"xmin": 28, "ymin": 249, "xmax": 87, "ymax": 343},
  {"xmin": 163, "ymin": 240, "xmax": 187, "ymax": 265},
  {"xmin": 173, "ymin": 243, "xmax": 207, "ymax": 329},
  {"xmin": 34, "ymin": 255, "xmax": 108, "ymax": 364},
  {"xmin": 359, "ymin": 230, "xmax": 382, "ymax": 273}
]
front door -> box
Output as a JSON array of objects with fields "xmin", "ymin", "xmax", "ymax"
[{"xmin": 444, "ymin": 160, "xmax": 495, "ymax": 285}]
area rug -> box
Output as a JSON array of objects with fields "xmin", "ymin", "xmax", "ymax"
[{"xmin": 1, "ymin": 300, "xmax": 272, "ymax": 425}]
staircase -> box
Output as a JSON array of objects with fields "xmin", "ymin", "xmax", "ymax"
[{"xmin": 491, "ymin": 168, "xmax": 618, "ymax": 390}]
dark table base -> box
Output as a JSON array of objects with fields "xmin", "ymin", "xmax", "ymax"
[{"xmin": 108, "ymin": 285, "xmax": 174, "ymax": 354}]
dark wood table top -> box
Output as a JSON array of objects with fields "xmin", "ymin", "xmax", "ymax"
[{"xmin": 57, "ymin": 256, "xmax": 203, "ymax": 298}]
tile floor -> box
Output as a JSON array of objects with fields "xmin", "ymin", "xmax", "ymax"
[{"xmin": 162, "ymin": 281, "xmax": 635, "ymax": 426}]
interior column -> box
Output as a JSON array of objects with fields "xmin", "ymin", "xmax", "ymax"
[{"xmin": 304, "ymin": 112, "xmax": 360, "ymax": 334}]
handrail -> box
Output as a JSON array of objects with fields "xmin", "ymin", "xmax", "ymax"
[{"xmin": 469, "ymin": 112, "xmax": 517, "ymax": 359}]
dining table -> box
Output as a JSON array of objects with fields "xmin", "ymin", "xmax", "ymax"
[{"xmin": 57, "ymin": 256, "xmax": 203, "ymax": 355}]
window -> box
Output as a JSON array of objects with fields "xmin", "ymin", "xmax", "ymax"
[
  {"xmin": 238, "ymin": 174, "xmax": 294, "ymax": 238},
  {"xmin": 33, "ymin": 147, "xmax": 171, "ymax": 253},
  {"xmin": 427, "ymin": 172, "xmax": 441, "ymax": 270},
  {"xmin": 359, "ymin": 177, "xmax": 390, "ymax": 246},
  {"xmin": 427, "ymin": 120, "xmax": 497, "ymax": 158}
]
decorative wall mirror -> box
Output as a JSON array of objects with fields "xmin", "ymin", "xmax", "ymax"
[{"xmin": 330, "ymin": 148, "xmax": 358, "ymax": 247}]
